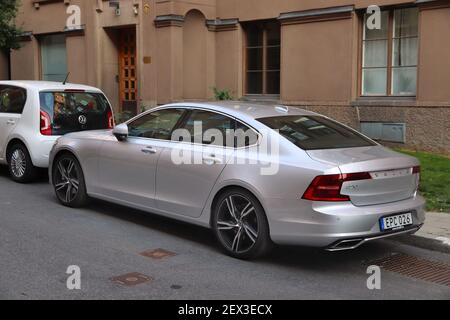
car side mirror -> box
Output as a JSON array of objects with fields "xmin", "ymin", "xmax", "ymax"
[{"xmin": 113, "ymin": 123, "xmax": 129, "ymax": 141}]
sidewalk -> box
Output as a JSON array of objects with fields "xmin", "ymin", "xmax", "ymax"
[
  {"xmin": 417, "ymin": 212, "xmax": 450, "ymax": 244},
  {"xmin": 394, "ymin": 212, "xmax": 450, "ymax": 253}
]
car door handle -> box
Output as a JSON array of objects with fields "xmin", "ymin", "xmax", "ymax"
[
  {"xmin": 141, "ymin": 146, "xmax": 157, "ymax": 154},
  {"xmin": 203, "ymin": 155, "xmax": 222, "ymax": 165},
  {"xmin": 6, "ymin": 119, "xmax": 15, "ymax": 125}
]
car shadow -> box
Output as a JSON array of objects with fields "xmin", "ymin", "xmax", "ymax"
[
  {"xmin": 88, "ymin": 198, "xmax": 218, "ymax": 246},
  {"xmin": 86, "ymin": 198, "xmax": 394, "ymax": 271},
  {"xmin": 0, "ymin": 164, "xmax": 49, "ymax": 182}
]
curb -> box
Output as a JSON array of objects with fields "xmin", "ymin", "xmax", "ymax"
[{"xmin": 389, "ymin": 234, "xmax": 450, "ymax": 254}]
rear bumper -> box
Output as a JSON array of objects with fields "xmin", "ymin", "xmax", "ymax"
[
  {"xmin": 267, "ymin": 195, "xmax": 426, "ymax": 248},
  {"xmin": 325, "ymin": 224, "xmax": 422, "ymax": 251},
  {"xmin": 29, "ymin": 136, "xmax": 59, "ymax": 168}
]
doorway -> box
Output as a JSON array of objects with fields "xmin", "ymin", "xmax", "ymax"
[{"xmin": 118, "ymin": 28, "xmax": 137, "ymax": 115}]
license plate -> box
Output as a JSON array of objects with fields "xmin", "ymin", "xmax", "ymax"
[{"xmin": 380, "ymin": 213, "xmax": 413, "ymax": 231}]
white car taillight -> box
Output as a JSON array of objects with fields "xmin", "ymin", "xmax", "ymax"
[{"xmin": 40, "ymin": 110, "xmax": 52, "ymax": 136}]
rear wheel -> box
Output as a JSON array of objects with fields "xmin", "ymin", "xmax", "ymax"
[
  {"xmin": 52, "ymin": 154, "xmax": 88, "ymax": 208},
  {"xmin": 212, "ymin": 188, "xmax": 272, "ymax": 260},
  {"xmin": 8, "ymin": 144, "xmax": 37, "ymax": 183}
]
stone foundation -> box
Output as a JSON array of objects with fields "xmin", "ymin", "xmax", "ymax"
[{"xmin": 294, "ymin": 104, "xmax": 450, "ymax": 155}]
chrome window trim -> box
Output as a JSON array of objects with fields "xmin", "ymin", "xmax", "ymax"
[{"xmin": 125, "ymin": 106, "xmax": 262, "ymax": 150}]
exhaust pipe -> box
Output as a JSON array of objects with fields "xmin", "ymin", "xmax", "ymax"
[{"xmin": 326, "ymin": 238, "xmax": 364, "ymax": 252}]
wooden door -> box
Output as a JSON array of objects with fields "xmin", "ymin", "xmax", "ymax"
[{"xmin": 119, "ymin": 29, "xmax": 137, "ymax": 115}]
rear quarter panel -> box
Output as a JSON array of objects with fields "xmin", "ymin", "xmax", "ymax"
[{"xmin": 198, "ymin": 137, "xmax": 339, "ymax": 227}]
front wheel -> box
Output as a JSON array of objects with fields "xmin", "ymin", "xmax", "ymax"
[
  {"xmin": 52, "ymin": 154, "xmax": 88, "ymax": 208},
  {"xmin": 212, "ymin": 188, "xmax": 272, "ymax": 260}
]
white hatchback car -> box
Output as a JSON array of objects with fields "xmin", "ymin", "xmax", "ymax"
[{"xmin": 0, "ymin": 81, "xmax": 114, "ymax": 182}]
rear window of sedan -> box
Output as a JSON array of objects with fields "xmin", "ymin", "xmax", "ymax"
[{"xmin": 257, "ymin": 115, "xmax": 376, "ymax": 150}]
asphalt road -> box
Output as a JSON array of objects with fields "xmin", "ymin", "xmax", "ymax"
[{"xmin": 0, "ymin": 166, "xmax": 449, "ymax": 300}]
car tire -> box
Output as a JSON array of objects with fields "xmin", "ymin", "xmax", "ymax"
[
  {"xmin": 7, "ymin": 144, "xmax": 37, "ymax": 183},
  {"xmin": 52, "ymin": 154, "xmax": 89, "ymax": 208},
  {"xmin": 212, "ymin": 188, "xmax": 272, "ymax": 260}
]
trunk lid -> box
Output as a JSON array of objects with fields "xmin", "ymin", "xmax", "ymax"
[{"xmin": 306, "ymin": 146, "xmax": 420, "ymax": 206}]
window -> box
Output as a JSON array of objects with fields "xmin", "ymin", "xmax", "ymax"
[
  {"xmin": 361, "ymin": 7, "xmax": 418, "ymax": 96},
  {"xmin": 180, "ymin": 110, "xmax": 235, "ymax": 146},
  {"xmin": 39, "ymin": 91, "xmax": 113, "ymax": 135},
  {"xmin": 40, "ymin": 34, "xmax": 68, "ymax": 82},
  {"xmin": 128, "ymin": 108, "xmax": 186, "ymax": 140},
  {"xmin": 360, "ymin": 122, "xmax": 406, "ymax": 143},
  {"xmin": 235, "ymin": 121, "xmax": 259, "ymax": 148},
  {"xmin": 0, "ymin": 86, "xmax": 27, "ymax": 114},
  {"xmin": 258, "ymin": 116, "xmax": 376, "ymax": 150},
  {"xmin": 244, "ymin": 21, "xmax": 280, "ymax": 95}
]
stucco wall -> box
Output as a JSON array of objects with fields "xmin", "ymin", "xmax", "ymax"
[
  {"xmin": 156, "ymin": 25, "xmax": 184, "ymax": 104},
  {"xmin": 281, "ymin": 18, "xmax": 354, "ymax": 103},
  {"xmin": 215, "ymin": 27, "xmax": 243, "ymax": 98},
  {"xmin": 217, "ymin": 0, "xmax": 414, "ymax": 21},
  {"xmin": 100, "ymin": 29, "xmax": 120, "ymax": 112},
  {"xmin": 183, "ymin": 10, "xmax": 208, "ymax": 99},
  {"xmin": 10, "ymin": 39, "xmax": 39, "ymax": 80},
  {"xmin": 66, "ymin": 36, "xmax": 87, "ymax": 84},
  {"xmin": 417, "ymin": 6, "xmax": 450, "ymax": 102}
]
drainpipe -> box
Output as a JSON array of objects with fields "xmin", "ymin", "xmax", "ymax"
[{"xmin": 355, "ymin": 105, "xmax": 361, "ymax": 130}]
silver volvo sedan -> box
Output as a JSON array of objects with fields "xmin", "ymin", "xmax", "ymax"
[{"xmin": 49, "ymin": 102, "xmax": 425, "ymax": 259}]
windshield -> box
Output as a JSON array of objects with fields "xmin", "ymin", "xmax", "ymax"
[
  {"xmin": 257, "ymin": 115, "xmax": 376, "ymax": 150},
  {"xmin": 40, "ymin": 91, "xmax": 113, "ymax": 135}
]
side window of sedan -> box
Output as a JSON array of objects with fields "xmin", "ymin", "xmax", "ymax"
[
  {"xmin": 128, "ymin": 108, "xmax": 186, "ymax": 140},
  {"xmin": 235, "ymin": 121, "xmax": 259, "ymax": 148},
  {"xmin": 180, "ymin": 110, "xmax": 235, "ymax": 147}
]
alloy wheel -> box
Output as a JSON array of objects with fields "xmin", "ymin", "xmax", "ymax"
[
  {"xmin": 54, "ymin": 158, "xmax": 80, "ymax": 204},
  {"xmin": 10, "ymin": 149, "xmax": 27, "ymax": 178},
  {"xmin": 216, "ymin": 194, "xmax": 259, "ymax": 254}
]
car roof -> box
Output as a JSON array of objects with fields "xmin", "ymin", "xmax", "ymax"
[
  {"xmin": 164, "ymin": 101, "xmax": 319, "ymax": 120},
  {"xmin": 0, "ymin": 80, "xmax": 103, "ymax": 93}
]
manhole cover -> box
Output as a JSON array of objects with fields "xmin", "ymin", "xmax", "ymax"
[
  {"xmin": 110, "ymin": 272, "xmax": 152, "ymax": 286},
  {"xmin": 140, "ymin": 248, "xmax": 177, "ymax": 260},
  {"xmin": 371, "ymin": 253, "xmax": 450, "ymax": 286}
]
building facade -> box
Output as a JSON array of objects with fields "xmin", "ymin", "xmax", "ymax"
[{"xmin": 1, "ymin": 0, "xmax": 449, "ymax": 153}]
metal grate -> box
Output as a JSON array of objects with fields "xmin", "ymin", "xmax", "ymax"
[
  {"xmin": 110, "ymin": 272, "xmax": 152, "ymax": 286},
  {"xmin": 140, "ymin": 248, "xmax": 176, "ymax": 260},
  {"xmin": 372, "ymin": 253, "xmax": 450, "ymax": 287}
]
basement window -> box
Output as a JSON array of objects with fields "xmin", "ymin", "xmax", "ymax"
[{"xmin": 360, "ymin": 122, "xmax": 406, "ymax": 143}]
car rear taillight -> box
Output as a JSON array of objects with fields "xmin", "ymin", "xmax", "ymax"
[
  {"xmin": 302, "ymin": 172, "xmax": 372, "ymax": 202},
  {"xmin": 107, "ymin": 110, "xmax": 114, "ymax": 129},
  {"xmin": 40, "ymin": 110, "xmax": 52, "ymax": 136},
  {"xmin": 413, "ymin": 166, "xmax": 421, "ymax": 174}
]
